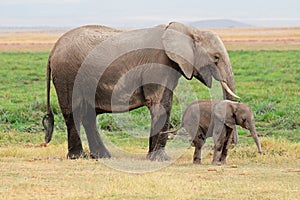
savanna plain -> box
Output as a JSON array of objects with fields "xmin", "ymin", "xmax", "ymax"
[{"xmin": 0, "ymin": 27, "xmax": 300, "ymax": 199}]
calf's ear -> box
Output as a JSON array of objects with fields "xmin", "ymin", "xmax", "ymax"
[
  {"xmin": 214, "ymin": 101, "xmax": 237, "ymax": 129},
  {"xmin": 225, "ymin": 102, "xmax": 237, "ymax": 129}
]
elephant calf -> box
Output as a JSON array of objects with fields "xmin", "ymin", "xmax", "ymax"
[{"xmin": 165, "ymin": 100, "xmax": 262, "ymax": 165}]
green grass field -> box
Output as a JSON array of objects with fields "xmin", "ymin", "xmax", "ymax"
[
  {"xmin": 0, "ymin": 51, "xmax": 300, "ymax": 199},
  {"xmin": 0, "ymin": 51, "xmax": 299, "ymax": 140}
]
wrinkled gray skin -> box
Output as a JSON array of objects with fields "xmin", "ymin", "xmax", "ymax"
[
  {"xmin": 179, "ymin": 100, "xmax": 234, "ymax": 164},
  {"xmin": 209, "ymin": 100, "xmax": 262, "ymax": 165},
  {"xmin": 165, "ymin": 100, "xmax": 262, "ymax": 164},
  {"xmin": 43, "ymin": 22, "xmax": 238, "ymax": 161}
]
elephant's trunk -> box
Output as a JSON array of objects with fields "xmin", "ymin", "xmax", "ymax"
[
  {"xmin": 250, "ymin": 127, "xmax": 262, "ymax": 153},
  {"xmin": 221, "ymin": 61, "xmax": 239, "ymax": 100}
]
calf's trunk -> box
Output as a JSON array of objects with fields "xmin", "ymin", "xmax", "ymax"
[{"xmin": 250, "ymin": 127, "xmax": 262, "ymax": 153}]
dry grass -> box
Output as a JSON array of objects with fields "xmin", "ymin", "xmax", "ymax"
[
  {"xmin": 0, "ymin": 137, "xmax": 299, "ymax": 199},
  {"xmin": 1, "ymin": 27, "xmax": 300, "ymax": 52},
  {"xmin": 1, "ymin": 26, "xmax": 299, "ymax": 199},
  {"xmin": 211, "ymin": 27, "xmax": 300, "ymax": 41},
  {"xmin": 0, "ymin": 29, "xmax": 64, "ymax": 43},
  {"xmin": 0, "ymin": 29, "xmax": 64, "ymax": 52},
  {"xmin": 209, "ymin": 27, "xmax": 300, "ymax": 50}
]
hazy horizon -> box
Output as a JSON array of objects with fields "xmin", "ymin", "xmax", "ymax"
[{"xmin": 1, "ymin": 0, "xmax": 300, "ymax": 28}]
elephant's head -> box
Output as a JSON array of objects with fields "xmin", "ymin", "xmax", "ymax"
[
  {"xmin": 213, "ymin": 100, "xmax": 262, "ymax": 153},
  {"xmin": 162, "ymin": 22, "xmax": 238, "ymax": 100}
]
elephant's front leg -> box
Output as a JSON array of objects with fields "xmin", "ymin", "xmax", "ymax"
[
  {"xmin": 212, "ymin": 129, "xmax": 226, "ymax": 165},
  {"xmin": 142, "ymin": 76, "xmax": 178, "ymax": 161},
  {"xmin": 146, "ymin": 103, "xmax": 171, "ymax": 161},
  {"xmin": 220, "ymin": 128, "xmax": 234, "ymax": 164},
  {"xmin": 231, "ymin": 126, "xmax": 238, "ymax": 145}
]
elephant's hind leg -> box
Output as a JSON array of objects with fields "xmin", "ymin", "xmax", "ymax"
[
  {"xmin": 192, "ymin": 130, "xmax": 206, "ymax": 164},
  {"xmin": 82, "ymin": 107, "xmax": 111, "ymax": 159},
  {"xmin": 63, "ymin": 113, "xmax": 86, "ymax": 159}
]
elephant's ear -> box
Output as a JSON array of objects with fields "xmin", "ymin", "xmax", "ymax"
[
  {"xmin": 162, "ymin": 22, "xmax": 195, "ymax": 79},
  {"xmin": 224, "ymin": 101, "xmax": 238, "ymax": 129},
  {"xmin": 214, "ymin": 100, "xmax": 237, "ymax": 129},
  {"xmin": 209, "ymin": 105, "xmax": 226, "ymax": 140}
]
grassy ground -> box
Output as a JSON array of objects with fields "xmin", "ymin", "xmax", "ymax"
[
  {"xmin": 0, "ymin": 50, "xmax": 299, "ymax": 199},
  {"xmin": 0, "ymin": 28, "xmax": 300, "ymax": 199},
  {"xmin": 0, "ymin": 136, "xmax": 300, "ymax": 199},
  {"xmin": 0, "ymin": 51, "xmax": 299, "ymax": 141}
]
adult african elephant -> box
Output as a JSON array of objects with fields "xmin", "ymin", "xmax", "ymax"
[{"xmin": 43, "ymin": 22, "xmax": 239, "ymax": 161}]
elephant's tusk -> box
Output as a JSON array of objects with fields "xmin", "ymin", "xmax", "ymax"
[{"xmin": 221, "ymin": 81, "xmax": 240, "ymax": 99}]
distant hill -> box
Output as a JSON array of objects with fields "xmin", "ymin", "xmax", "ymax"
[{"xmin": 190, "ymin": 19, "xmax": 252, "ymax": 28}]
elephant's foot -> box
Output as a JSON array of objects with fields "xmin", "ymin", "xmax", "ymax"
[
  {"xmin": 67, "ymin": 151, "xmax": 88, "ymax": 159},
  {"xmin": 212, "ymin": 160, "xmax": 222, "ymax": 166},
  {"xmin": 147, "ymin": 148, "xmax": 170, "ymax": 161},
  {"xmin": 90, "ymin": 149, "xmax": 112, "ymax": 160},
  {"xmin": 212, "ymin": 160, "xmax": 226, "ymax": 166},
  {"xmin": 193, "ymin": 158, "xmax": 201, "ymax": 164},
  {"xmin": 221, "ymin": 159, "xmax": 227, "ymax": 165}
]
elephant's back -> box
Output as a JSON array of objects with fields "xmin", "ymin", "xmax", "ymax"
[
  {"xmin": 48, "ymin": 25, "xmax": 123, "ymax": 112},
  {"xmin": 182, "ymin": 100, "xmax": 217, "ymax": 135},
  {"xmin": 49, "ymin": 25, "xmax": 123, "ymax": 73}
]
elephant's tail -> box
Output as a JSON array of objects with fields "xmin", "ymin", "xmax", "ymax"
[
  {"xmin": 161, "ymin": 123, "xmax": 183, "ymax": 135},
  {"xmin": 42, "ymin": 58, "xmax": 54, "ymax": 143}
]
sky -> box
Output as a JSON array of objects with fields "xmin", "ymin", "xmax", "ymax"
[{"xmin": 0, "ymin": 0, "xmax": 300, "ymax": 28}]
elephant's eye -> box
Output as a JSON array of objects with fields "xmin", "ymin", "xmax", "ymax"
[{"xmin": 214, "ymin": 54, "xmax": 220, "ymax": 63}]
